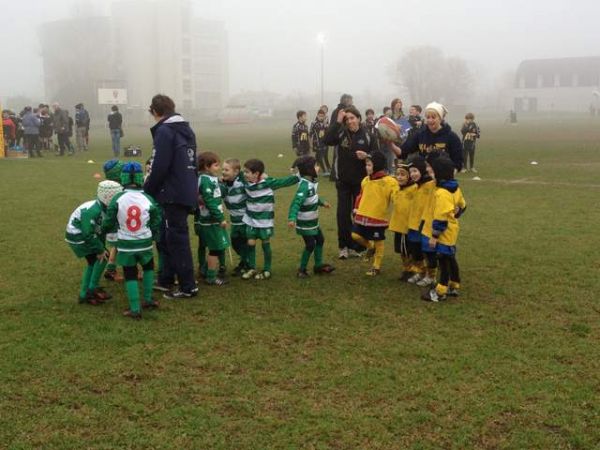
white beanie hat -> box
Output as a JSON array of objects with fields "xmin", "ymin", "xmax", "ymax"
[
  {"xmin": 97, "ymin": 180, "xmax": 123, "ymax": 206},
  {"xmin": 425, "ymin": 102, "xmax": 448, "ymax": 120}
]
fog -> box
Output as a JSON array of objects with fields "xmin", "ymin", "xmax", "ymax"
[{"xmin": 1, "ymin": 0, "xmax": 600, "ymax": 111}]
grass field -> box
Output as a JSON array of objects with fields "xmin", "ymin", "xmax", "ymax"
[{"xmin": 0, "ymin": 115, "xmax": 599, "ymax": 449}]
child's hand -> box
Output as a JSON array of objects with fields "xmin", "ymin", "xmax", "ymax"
[
  {"xmin": 323, "ymin": 202, "xmax": 331, "ymax": 209},
  {"xmin": 355, "ymin": 150, "xmax": 368, "ymax": 160},
  {"xmin": 220, "ymin": 221, "xmax": 227, "ymax": 229},
  {"xmin": 287, "ymin": 221, "xmax": 295, "ymax": 229},
  {"xmin": 429, "ymin": 238, "xmax": 437, "ymax": 249}
]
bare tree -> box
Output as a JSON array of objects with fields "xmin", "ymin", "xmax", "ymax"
[{"xmin": 394, "ymin": 46, "xmax": 473, "ymax": 106}]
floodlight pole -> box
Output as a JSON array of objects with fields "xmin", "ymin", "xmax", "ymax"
[{"xmin": 318, "ymin": 33, "xmax": 325, "ymax": 105}]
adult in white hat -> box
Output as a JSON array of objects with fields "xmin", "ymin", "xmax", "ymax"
[{"xmin": 394, "ymin": 101, "xmax": 463, "ymax": 170}]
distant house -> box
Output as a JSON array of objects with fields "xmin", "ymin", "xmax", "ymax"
[{"xmin": 511, "ymin": 57, "xmax": 600, "ymax": 112}]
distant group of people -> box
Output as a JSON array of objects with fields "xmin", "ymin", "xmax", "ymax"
[
  {"xmin": 2, "ymin": 102, "xmax": 125, "ymax": 157},
  {"xmin": 2, "ymin": 103, "xmax": 89, "ymax": 157}
]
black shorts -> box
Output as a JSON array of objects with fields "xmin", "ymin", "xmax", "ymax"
[{"xmin": 352, "ymin": 224, "xmax": 386, "ymax": 241}]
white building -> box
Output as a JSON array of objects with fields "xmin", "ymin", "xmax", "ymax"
[
  {"xmin": 511, "ymin": 57, "xmax": 600, "ymax": 113},
  {"xmin": 39, "ymin": 0, "xmax": 228, "ymax": 116}
]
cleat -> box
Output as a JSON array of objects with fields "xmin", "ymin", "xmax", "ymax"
[
  {"xmin": 242, "ymin": 269, "xmax": 258, "ymax": 280},
  {"xmin": 153, "ymin": 283, "xmax": 173, "ymax": 292},
  {"xmin": 297, "ymin": 269, "xmax": 310, "ymax": 278},
  {"xmin": 255, "ymin": 270, "xmax": 271, "ymax": 280},
  {"xmin": 447, "ymin": 288, "xmax": 460, "ymax": 297},
  {"xmin": 90, "ymin": 287, "xmax": 112, "ymax": 301},
  {"xmin": 163, "ymin": 289, "xmax": 198, "ymax": 300},
  {"xmin": 365, "ymin": 268, "xmax": 380, "ymax": 276},
  {"xmin": 313, "ymin": 264, "xmax": 335, "ymax": 274},
  {"xmin": 407, "ymin": 273, "xmax": 423, "ymax": 284},
  {"xmin": 123, "ymin": 310, "xmax": 142, "ymax": 319},
  {"xmin": 338, "ymin": 247, "xmax": 349, "ymax": 260},
  {"xmin": 416, "ymin": 276, "xmax": 435, "ymax": 287},
  {"xmin": 421, "ymin": 289, "xmax": 446, "ymax": 303},
  {"xmin": 205, "ymin": 277, "xmax": 228, "ymax": 286},
  {"xmin": 142, "ymin": 300, "xmax": 160, "ymax": 309}
]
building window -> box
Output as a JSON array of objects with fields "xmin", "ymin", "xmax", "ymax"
[
  {"xmin": 182, "ymin": 59, "xmax": 191, "ymax": 75},
  {"xmin": 183, "ymin": 79, "xmax": 192, "ymax": 94},
  {"xmin": 182, "ymin": 38, "xmax": 191, "ymax": 55}
]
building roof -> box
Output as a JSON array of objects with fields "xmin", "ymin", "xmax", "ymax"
[{"xmin": 515, "ymin": 57, "xmax": 600, "ymax": 88}]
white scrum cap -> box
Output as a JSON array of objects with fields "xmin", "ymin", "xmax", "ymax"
[{"xmin": 97, "ymin": 180, "xmax": 123, "ymax": 206}]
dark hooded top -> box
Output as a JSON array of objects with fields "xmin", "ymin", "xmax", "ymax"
[
  {"xmin": 144, "ymin": 114, "xmax": 198, "ymax": 209},
  {"xmin": 401, "ymin": 122, "xmax": 463, "ymax": 171}
]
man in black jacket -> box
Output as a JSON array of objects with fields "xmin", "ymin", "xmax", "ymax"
[
  {"xmin": 323, "ymin": 105, "xmax": 376, "ymax": 259},
  {"xmin": 328, "ymin": 94, "xmax": 353, "ymax": 181},
  {"xmin": 144, "ymin": 94, "xmax": 198, "ymax": 298}
]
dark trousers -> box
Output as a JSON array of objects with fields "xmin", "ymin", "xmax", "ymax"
[
  {"xmin": 438, "ymin": 253, "xmax": 460, "ymax": 286},
  {"xmin": 24, "ymin": 135, "xmax": 41, "ymax": 157},
  {"xmin": 157, "ymin": 204, "xmax": 196, "ymax": 292},
  {"xmin": 57, "ymin": 133, "xmax": 71, "ymax": 155},
  {"xmin": 407, "ymin": 239, "xmax": 422, "ymax": 263},
  {"xmin": 336, "ymin": 180, "xmax": 362, "ymax": 250},
  {"xmin": 463, "ymin": 141, "xmax": 476, "ymax": 169},
  {"xmin": 315, "ymin": 146, "xmax": 331, "ymax": 172}
]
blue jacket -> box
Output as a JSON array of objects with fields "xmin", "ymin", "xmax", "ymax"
[
  {"xmin": 401, "ymin": 122, "xmax": 463, "ymax": 171},
  {"xmin": 22, "ymin": 111, "xmax": 41, "ymax": 135},
  {"xmin": 144, "ymin": 114, "xmax": 198, "ymax": 209}
]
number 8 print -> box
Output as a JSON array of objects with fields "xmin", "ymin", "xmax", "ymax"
[{"xmin": 126, "ymin": 205, "xmax": 142, "ymax": 232}]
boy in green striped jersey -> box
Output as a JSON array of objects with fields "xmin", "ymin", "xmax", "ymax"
[
  {"xmin": 102, "ymin": 159, "xmax": 124, "ymax": 281},
  {"xmin": 195, "ymin": 152, "xmax": 230, "ymax": 286},
  {"xmin": 65, "ymin": 180, "xmax": 123, "ymax": 305},
  {"xmin": 241, "ymin": 158, "xmax": 299, "ymax": 280},
  {"xmin": 287, "ymin": 156, "xmax": 336, "ymax": 278},
  {"xmin": 221, "ymin": 158, "xmax": 249, "ymax": 276},
  {"xmin": 102, "ymin": 162, "xmax": 162, "ymax": 319}
]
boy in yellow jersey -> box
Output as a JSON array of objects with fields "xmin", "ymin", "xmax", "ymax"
[
  {"xmin": 351, "ymin": 151, "xmax": 399, "ymax": 275},
  {"xmin": 406, "ymin": 155, "xmax": 436, "ymax": 284},
  {"xmin": 389, "ymin": 162, "xmax": 418, "ymax": 281},
  {"xmin": 422, "ymin": 156, "xmax": 467, "ymax": 302},
  {"xmin": 417, "ymin": 155, "xmax": 441, "ymax": 288}
]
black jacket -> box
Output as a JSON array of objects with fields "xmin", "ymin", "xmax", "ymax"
[
  {"xmin": 323, "ymin": 121, "xmax": 376, "ymax": 185},
  {"xmin": 401, "ymin": 122, "xmax": 463, "ymax": 170},
  {"xmin": 107, "ymin": 112, "xmax": 123, "ymax": 130},
  {"xmin": 144, "ymin": 114, "xmax": 198, "ymax": 209}
]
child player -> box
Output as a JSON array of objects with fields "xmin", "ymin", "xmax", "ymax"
[
  {"xmin": 102, "ymin": 162, "xmax": 161, "ymax": 318},
  {"xmin": 221, "ymin": 158, "xmax": 249, "ymax": 276},
  {"xmin": 287, "ymin": 155, "xmax": 335, "ymax": 278},
  {"xmin": 389, "ymin": 162, "xmax": 418, "ymax": 281},
  {"xmin": 292, "ymin": 110, "xmax": 310, "ymax": 158},
  {"xmin": 309, "ymin": 109, "xmax": 331, "ymax": 176},
  {"xmin": 102, "ymin": 159, "xmax": 124, "ymax": 281},
  {"xmin": 417, "ymin": 155, "xmax": 441, "ymax": 288},
  {"xmin": 406, "ymin": 155, "xmax": 436, "ymax": 285},
  {"xmin": 196, "ymin": 152, "xmax": 230, "ymax": 286},
  {"xmin": 407, "ymin": 105, "xmax": 423, "ymax": 139},
  {"xmin": 460, "ymin": 112, "xmax": 481, "ymax": 173},
  {"xmin": 242, "ymin": 159, "xmax": 299, "ymax": 280},
  {"xmin": 421, "ymin": 156, "xmax": 467, "ymax": 302},
  {"xmin": 65, "ymin": 180, "xmax": 123, "ymax": 305},
  {"xmin": 351, "ymin": 152, "xmax": 399, "ymax": 276}
]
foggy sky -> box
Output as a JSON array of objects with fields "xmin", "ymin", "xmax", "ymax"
[{"xmin": 1, "ymin": 0, "xmax": 600, "ymax": 102}]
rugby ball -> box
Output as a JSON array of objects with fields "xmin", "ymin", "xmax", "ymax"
[{"xmin": 375, "ymin": 117, "xmax": 401, "ymax": 142}]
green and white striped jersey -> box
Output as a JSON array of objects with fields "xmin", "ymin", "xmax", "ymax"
[
  {"xmin": 65, "ymin": 199, "xmax": 104, "ymax": 251},
  {"xmin": 220, "ymin": 174, "xmax": 246, "ymax": 226},
  {"xmin": 103, "ymin": 189, "xmax": 161, "ymax": 253},
  {"xmin": 288, "ymin": 177, "xmax": 325, "ymax": 235},
  {"xmin": 196, "ymin": 174, "xmax": 225, "ymax": 226},
  {"xmin": 243, "ymin": 175, "xmax": 299, "ymax": 228}
]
